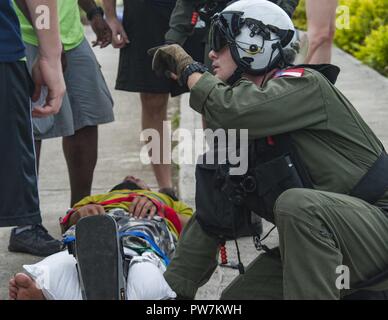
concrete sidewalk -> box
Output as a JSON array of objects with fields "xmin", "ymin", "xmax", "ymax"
[{"xmin": 1, "ymin": 31, "xmax": 387, "ymax": 299}]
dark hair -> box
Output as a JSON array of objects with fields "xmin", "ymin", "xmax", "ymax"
[{"xmin": 110, "ymin": 181, "xmax": 142, "ymax": 192}]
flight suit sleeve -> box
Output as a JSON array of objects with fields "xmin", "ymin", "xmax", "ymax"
[
  {"xmin": 165, "ymin": 0, "xmax": 198, "ymax": 45},
  {"xmin": 189, "ymin": 70, "xmax": 328, "ymax": 138}
]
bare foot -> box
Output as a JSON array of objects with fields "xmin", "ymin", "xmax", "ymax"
[{"xmin": 9, "ymin": 273, "xmax": 45, "ymax": 300}]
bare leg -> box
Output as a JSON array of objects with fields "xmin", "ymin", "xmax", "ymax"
[
  {"xmin": 63, "ymin": 126, "xmax": 98, "ymax": 206},
  {"xmin": 140, "ymin": 92, "xmax": 172, "ymax": 189},
  {"xmin": 305, "ymin": 0, "xmax": 338, "ymax": 64},
  {"xmin": 9, "ymin": 273, "xmax": 45, "ymax": 300}
]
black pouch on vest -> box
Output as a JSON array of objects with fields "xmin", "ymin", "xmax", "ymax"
[{"xmin": 195, "ymin": 162, "xmax": 263, "ymax": 241}]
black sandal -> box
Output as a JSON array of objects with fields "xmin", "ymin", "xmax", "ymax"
[{"xmin": 74, "ymin": 215, "xmax": 126, "ymax": 300}]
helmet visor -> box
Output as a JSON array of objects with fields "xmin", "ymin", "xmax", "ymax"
[
  {"xmin": 209, "ymin": 11, "xmax": 244, "ymax": 52},
  {"xmin": 209, "ymin": 20, "xmax": 228, "ymax": 52}
]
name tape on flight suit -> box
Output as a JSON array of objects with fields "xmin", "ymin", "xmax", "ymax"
[{"xmin": 274, "ymin": 68, "xmax": 305, "ymax": 78}]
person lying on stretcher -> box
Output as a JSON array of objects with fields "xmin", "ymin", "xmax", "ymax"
[{"xmin": 9, "ymin": 176, "xmax": 192, "ymax": 300}]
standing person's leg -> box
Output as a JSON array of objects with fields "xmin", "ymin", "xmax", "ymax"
[
  {"xmin": 305, "ymin": 0, "xmax": 338, "ymax": 64},
  {"xmin": 2, "ymin": 61, "xmax": 61, "ymax": 256},
  {"xmin": 116, "ymin": 0, "xmax": 189, "ymax": 195},
  {"xmin": 63, "ymin": 126, "xmax": 98, "ymax": 206},
  {"xmin": 140, "ymin": 92, "xmax": 172, "ymax": 190},
  {"xmin": 62, "ymin": 39, "xmax": 114, "ymax": 206},
  {"xmin": 0, "ymin": 62, "xmax": 41, "ymax": 227},
  {"xmin": 274, "ymin": 188, "xmax": 388, "ymax": 299}
]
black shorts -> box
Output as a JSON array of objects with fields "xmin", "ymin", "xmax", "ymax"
[
  {"xmin": 116, "ymin": 0, "xmax": 206, "ymax": 97},
  {"xmin": 0, "ymin": 61, "xmax": 41, "ymax": 227}
]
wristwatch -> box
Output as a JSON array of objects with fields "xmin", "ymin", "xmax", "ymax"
[
  {"xmin": 180, "ymin": 62, "xmax": 208, "ymax": 86},
  {"xmin": 87, "ymin": 6, "xmax": 104, "ymax": 21}
]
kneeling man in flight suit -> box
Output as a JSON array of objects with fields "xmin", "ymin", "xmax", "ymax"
[{"xmin": 149, "ymin": 0, "xmax": 388, "ymax": 300}]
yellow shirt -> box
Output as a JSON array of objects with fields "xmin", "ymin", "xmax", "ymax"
[{"xmin": 72, "ymin": 189, "xmax": 193, "ymax": 239}]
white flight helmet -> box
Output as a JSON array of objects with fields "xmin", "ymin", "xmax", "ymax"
[{"xmin": 209, "ymin": 0, "xmax": 296, "ymax": 82}]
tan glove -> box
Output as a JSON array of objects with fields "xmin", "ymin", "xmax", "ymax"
[{"xmin": 148, "ymin": 44, "xmax": 194, "ymax": 84}]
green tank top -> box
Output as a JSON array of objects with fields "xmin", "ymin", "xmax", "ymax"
[{"xmin": 14, "ymin": 0, "xmax": 84, "ymax": 51}]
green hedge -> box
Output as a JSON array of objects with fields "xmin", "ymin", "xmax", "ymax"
[
  {"xmin": 355, "ymin": 25, "xmax": 388, "ymax": 75},
  {"xmin": 292, "ymin": 0, "xmax": 307, "ymax": 31},
  {"xmin": 292, "ymin": 0, "xmax": 388, "ymax": 76}
]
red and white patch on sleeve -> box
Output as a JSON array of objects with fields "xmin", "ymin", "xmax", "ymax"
[{"xmin": 274, "ymin": 68, "xmax": 305, "ymax": 78}]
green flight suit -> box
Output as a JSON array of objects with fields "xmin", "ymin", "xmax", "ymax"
[{"xmin": 164, "ymin": 68, "xmax": 388, "ymax": 299}]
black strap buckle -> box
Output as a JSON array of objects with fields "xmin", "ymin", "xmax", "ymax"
[
  {"xmin": 253, "ymin": 235, "xmax": 262, "ymax": 251},
  {"xmin": 241, "ymin": 175, "xmax": 256, "ymax": 193}
]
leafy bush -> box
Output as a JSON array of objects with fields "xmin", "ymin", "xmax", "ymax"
[
  {"xmin": 292, "ymin": 0, "xmax": 307, "ymax": 30},
  {"xmin": 335, "ymin": 0, "xmax": 388, "ymax": 55},
  {"xmin": 355, "ymin": 25, "xmax": 388, "ymax": 76}
]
